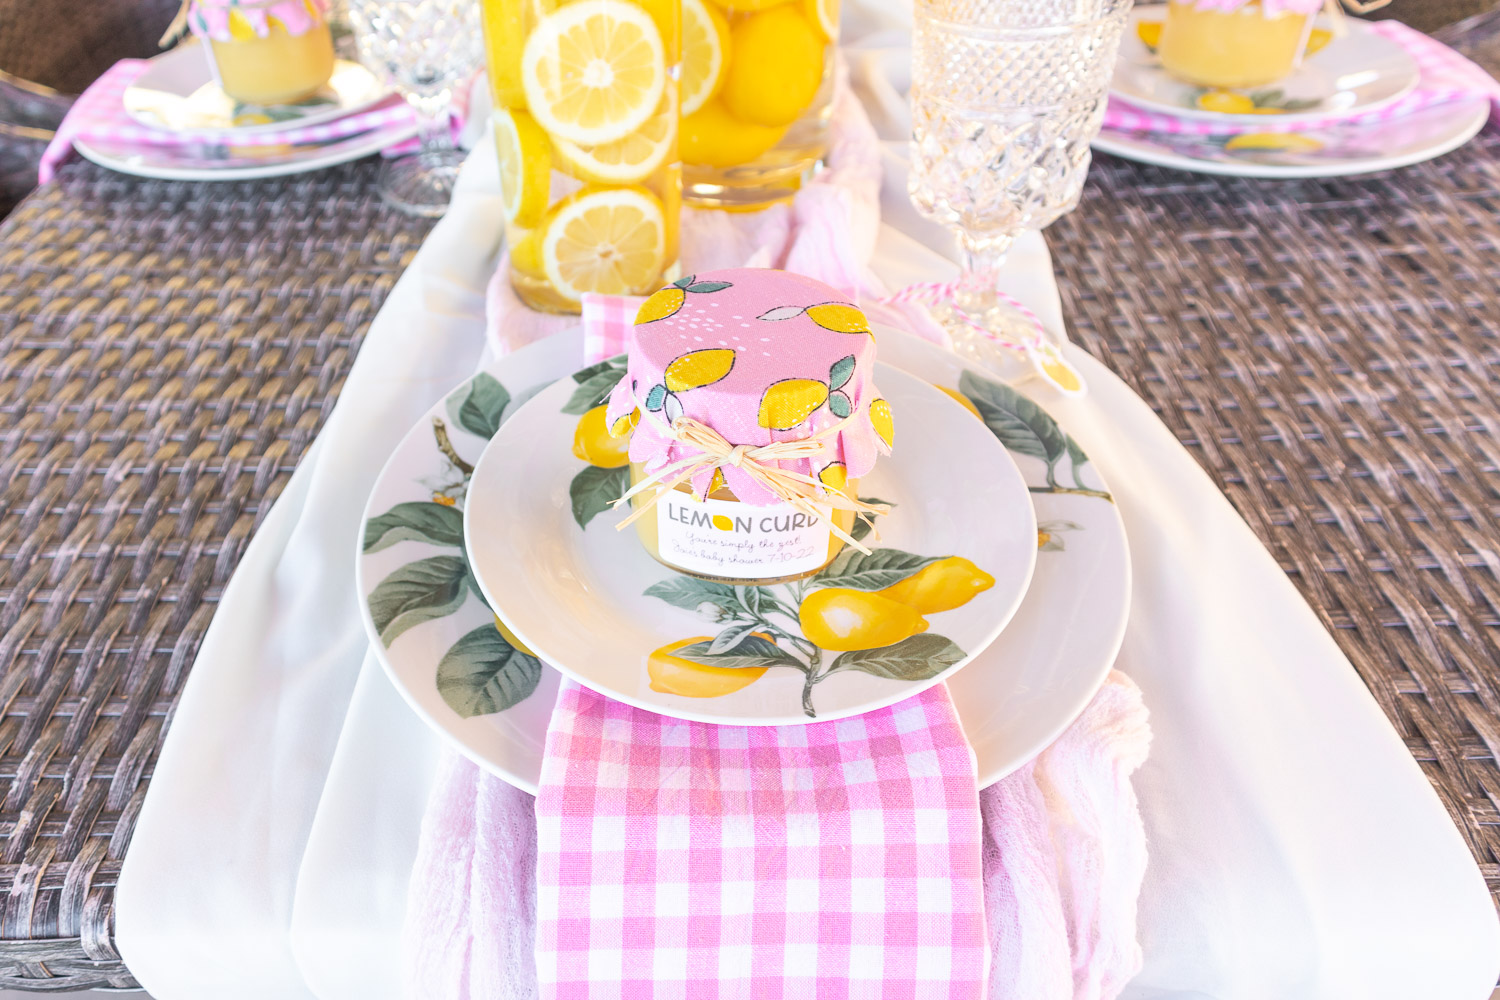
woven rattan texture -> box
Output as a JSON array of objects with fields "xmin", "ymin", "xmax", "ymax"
[
  {"xmin": 0, "ymin": 159, "xmax": 433, "ymax": 989},
  {"xmin": 1049, "ymin": 127, "xmax": 1500, "ymax": 908}
]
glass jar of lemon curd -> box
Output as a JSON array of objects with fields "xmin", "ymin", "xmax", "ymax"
[
  {"xmin": 1158, "ymin": 0, "xmax": 1321, "ymax": 90},
  {"xmin": 189, "ymin": 0, "xmax": 336, "ymax": 106},
  {"xmin": 606, "ymin": 267, "xmax": 894, "ymax": 585}
]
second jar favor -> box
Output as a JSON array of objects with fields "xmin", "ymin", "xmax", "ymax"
[
  {"xmin": 483, "ymin": 0, "xmax": 682, "ymax": 313},
  {"xmin": 679, "ymin": 0, "xmax": 836, "ymax": 209},
  {"xmin": 606, "ymin": 268, "xmax": 892, "ymax": 585},
  {"xmin": 189, "ymin": 0, "xmax": 336, "ymax": 106},
  {"xmin": 1158, "ymin": 0, "xmax": 1322, "ymax": 90}
]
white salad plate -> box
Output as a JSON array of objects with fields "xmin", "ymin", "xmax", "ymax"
[
  {"xmin": 1112, "ymin": 6, "xmax": 1419, "ymax": 123},
  {"xmin": 122, "ymin": 42, "xmax": 388, "ymax": 134},
  {"xmin": 1093, "ymin": 97, "xmax": 1488, "ymax": 179},
  {"xmin": 466, "ymin": 362, "xmax": 1038, "ymax": 727},
  {"xmin": 357, "ymin": 327, "xmax": 1129, "ymax": 790}
]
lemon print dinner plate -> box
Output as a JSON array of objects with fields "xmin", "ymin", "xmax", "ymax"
[
  {"xmin": 123, "ymin": 42, "xmax": 389, "ymax": 135},
  {"xmin": 358, "ymin": 327, "xmax": 1128, "ymax": 790},
  {"xmin": 1112, "ymin": 7, "xmax": 1418, "ymax": 125},
  {"xmin": 465, "ymin": 361, "xmax": 1037, "ymax": 727}
]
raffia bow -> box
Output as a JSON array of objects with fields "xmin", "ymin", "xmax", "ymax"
[{"xmin": 612, "ymin": 409, "xmax": 891, "ymax": 555}]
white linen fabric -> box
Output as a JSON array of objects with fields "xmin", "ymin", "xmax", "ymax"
[
  {"xmin": 113, "ymin": 149, "xmax": 505, "ymax": 999},
  {"xmin": 116, "ymin": 1, "xmax": 1500, "ymax": 997}
]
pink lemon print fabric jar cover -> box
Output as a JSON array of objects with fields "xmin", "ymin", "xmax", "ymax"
[{"xmin": 607, "ymin": 268, "xmax": 894, "ymax": 584}]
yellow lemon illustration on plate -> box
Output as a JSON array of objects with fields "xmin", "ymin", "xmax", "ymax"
[
  {"xmin": 1136, "ymin": 19, "xmax": 1161, "ymax": 49},
  {"xmin": 758, "ymin": 378, "xmax": 829, "ymax": 430},
  {"xmin": 798, "ymin": 589, "xmax": 928, "ymax": 651},
  {"xmin": 494, "ymin": 615, "xmax": 537, "ymax": 657},
  {"xmin": 573, "ymin": 404, "xmax": 632, "ymax": 467},
  {"xmin": 610, "ymin": 408, "xmax": 640, "ymax": 437},
  {"xmin": 877, "ymin": 556, "xmax": 994, "ymax": 614},
  {"xmin": 1195, "ymin": 90, "xmax": 1255, "ymax": 115},
  {"xmin": 1224, "ymin": 132, "xmax": 1323, "ymax": 153},
  {"xmin": 648, "ymin": 636, "xmax": 769, "ymax": 697},
  {"xmin": 805, "ymin": 302, "xmax": 871, "ymax": 334},
  {"xmin": 938, "ymin": 385, "xmax": 982, "ymax": 420},
  {"xmin": 869, "ymin": 398, "xmax": 893, "ymax": 447},
  {"xmin": 664, "ymin": 348, "xmax": 736, "ymax": 392},
  {"xmin": 1305, "ymin": 28, "xmax": 1332, "ymax": 56}
]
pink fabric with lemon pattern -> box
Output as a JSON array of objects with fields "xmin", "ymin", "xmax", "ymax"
[
  {"xmin": 606, "ymin": 268, "xmax": 892, "ymax": 507},
  {"xmin": 189, "ymin": 0, "xmax": 328, "ymax": 42}
]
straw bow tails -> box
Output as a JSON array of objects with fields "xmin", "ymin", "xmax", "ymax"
[{"xmin": 611, "ymin": 404, "xmax": 891, "ymax": 554}]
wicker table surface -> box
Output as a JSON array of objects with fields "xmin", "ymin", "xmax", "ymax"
[{"xmin": 0, "ymin": 131, "xmax": 1496, "ymax": 988}]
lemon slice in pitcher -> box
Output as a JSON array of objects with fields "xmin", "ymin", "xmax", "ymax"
[
  {"xmin": 521, "ymin": 0, "xmax": 667, "ymax": 146},
  {"xmin": 681, "ymin": 0, "xmax": 730, "ymax": 116},
  {"xmin": 494, "ymin": 109, "xmax": 552, "ymax": 228},
  {"xmin": 541, "ymin": 187, "xmax": 667, "ymax": 301},
  {"xmin": 553, "ymin": 90, "xmax": 677, "ymax": 184}
]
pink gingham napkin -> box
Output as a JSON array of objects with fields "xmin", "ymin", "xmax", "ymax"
[
  {"xmin": 38, "ymin": 56, "xmax": 416, "ymax": 183},
  {"xmin": 535, "ymin": 682, "xmax": 987, "ymax": 996},
  {"xmin": 1104, "ymin": 20, "xmax": 1500, "ymax": 136}
]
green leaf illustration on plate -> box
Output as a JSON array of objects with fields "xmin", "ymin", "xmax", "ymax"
[
  {"xmin": 1038, "ymin": 519, "xmax": 1083, "ymax": 552},
  {"xmin": 849, "ymin": 497, "xmax": 894, "ymax": 544},
  {"xmin": 672, "ymin": 633, "xmax": 804, "ymax": 671},
  {"xmin": 363, "ymin": 501, "xmax": 465, "ymax": 553},
  {"xmin": 368, "ymin": 555, "xmax": 472, "ymax": 647},
  {"xmin": 446, "ymin": 372, "xmax": 511, "ymax": 439},
  {"xmin": 643, "ymin": 577, "xmax": 741, "ymax": 616},
  {"xmin": 570, "ymin": 464, "xmax": 630, "ymax": 528},
  {"xmin": 813, "ymin": 547, "xmax": 943, "ymax": 592},
  {"xmin": 561, "ymin": 355, "xmax": 628, "ymax": 415},
  {"xmin": 827, "ymin": 633, "xmax": 966, "ymax": 681},
  {"xmin": 436, "ymin": 623, "xmax": 543, "ymax": 717},
  {"xmin": 959, "ymin": 370, "xmax": 1112, "ymax": 501}
]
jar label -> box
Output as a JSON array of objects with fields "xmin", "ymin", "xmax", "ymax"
[{"xmin": 656, "ymin": 493, "xmax": 832, "ymax": 579}]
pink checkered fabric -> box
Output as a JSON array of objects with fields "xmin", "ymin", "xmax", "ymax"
[
  {"xmin": 581, "ymin": 293, "xmax": 644, "ymax": 362},
  {"xmin": 534, "ymin": 681, "xmax": 988, "ymax": 998},
  {"xmin": 38, "ymin": 58, "xmax": 417, "ymax": 183},
  {"xmin": 1104, "ymin": 21, "xmax": 1500, "ymax": 136}
]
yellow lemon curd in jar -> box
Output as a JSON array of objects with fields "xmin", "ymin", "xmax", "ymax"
[
  {"xmin": 1158, "ymin": 1, "xmax": 1311, "ymax": 90},
  {"xmin": 210, "ymin": 14, "xmax": 335, "ymax": 106},
  {"xmin": 627, "ymin": 462, "xmax": 859, "ymax": 585}
]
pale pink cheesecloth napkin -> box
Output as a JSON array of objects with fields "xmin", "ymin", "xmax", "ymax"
[
  {"xmin": 402, "ymin": 68, "xmax": 1151, "ymax": 999},
  {"xmin": 1104, "ymin": 21, "xmax": 1500, "ymax": 136}
]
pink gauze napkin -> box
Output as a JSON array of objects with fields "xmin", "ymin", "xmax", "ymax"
[
  {"xmin": 402, "ymin": 61, "xmax": 1152, "ymax": 1000},
  {"xmin": 1104, "ymin": 20, "xmax": 1500, "ymax": 136},
  {"xmin": 37, "ymin": 55, "xmax": 431, "ymax": 184}
]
